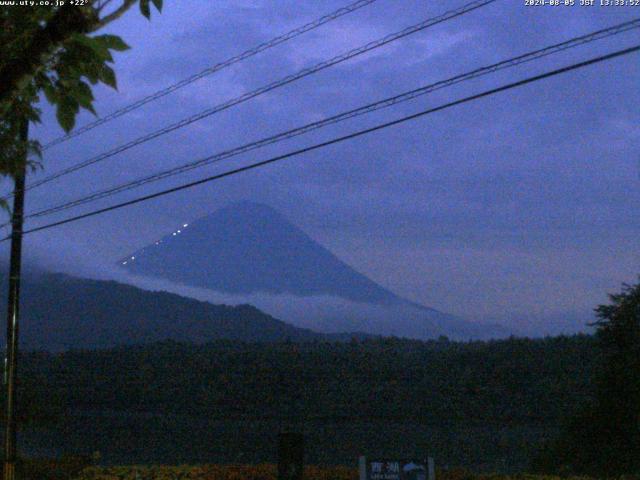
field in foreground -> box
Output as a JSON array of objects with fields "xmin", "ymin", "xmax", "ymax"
[
  {"xmin": 75, "ymin": 464, "xmax": 354, "ymax": 480},
  {"xmin": 70, "ymin": 464, "xmax": 639, "ymax": 480},
  {"xmin": 13, "ymin": 336, "xmax": 593, "ymax": 471}
]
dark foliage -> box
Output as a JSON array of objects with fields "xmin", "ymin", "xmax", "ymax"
[
  {"xmin": 0, "ymin": 335, "xmax": 596, "ymax": 469},
  {"xmin": 533, "ymin": 279, "xmax": 640, "ymax": 476},
  {"xmin": 0, "ymin": 0, "xmax": 162, "ymax": 212},
  {"xmin": 13, "ymin": 336, "xmax": 594, "ymax": 426}
]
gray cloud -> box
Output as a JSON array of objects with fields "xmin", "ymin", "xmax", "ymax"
[{"xmin": 2, "ymin": 0, "xmax": 638, "ymax": 330}]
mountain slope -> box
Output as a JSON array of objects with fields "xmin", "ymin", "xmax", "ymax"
[
  {"xmin": 121, "ymin": 201, "xmax": 400, "ymax": 304},
  {"xmin": 120, "ymin": 201, "xmax": 509, "ymax": 340},
  {"xmin": 0, "ymin": 272, "xmax": 329, "ymax": 350}
]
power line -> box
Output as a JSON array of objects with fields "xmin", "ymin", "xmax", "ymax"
[
  {"xmin": 10, "ymin": 0, "xmax": 497, "ymax": 200},
  {"xmin": 3, "ymin": 44, "xmax": 637, "ymax": 242},
  {"xmin": 20, "ymin": 18, "xmax": 640, "ymax": 222},
  {"xmin": 41, "ymin": 0, "xmax": 381, "ymax": 150},
  {"xmin": 27, "ymin": 0, "xmax": 497, "ymax": 191}
]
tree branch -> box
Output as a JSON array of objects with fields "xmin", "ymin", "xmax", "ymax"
[
  {"xmin": 0, "ymin": 1, "xmax": 139, "ymax": 114},
  {"xmin": 92, "ymin": 0, "xmax": 137, "ymax": 31}
]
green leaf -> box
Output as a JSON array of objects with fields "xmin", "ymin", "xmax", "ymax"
[
  {"xmin": 72, "ymin": 81, "xmax": 96, "ymax": 115},
  {"xmin": 84, "ymin": 103, "xmax": 97, "ymax": 116},
  {"xmin": 68, "ymin": 35, "xmax": 112, "ymax": 63},
  {"xmin": 140, "ymin": 0, "xmax": 151, "ymax": 19},
  {"xmin": 152, "ymin": 0, "xmax": 163, "ymax": 12},
  {"xmin": 79, "ymin": 61, "xmax": 101, "ymax": 85},
  {"xmin": 26, "ymin": 105, "xmax": 42, "ymax": 124},
  {"xmin": 42, "ymin": 81, "xmax": 58, "ymax": 105},
  {"xmin": 99, "ymin": 64, "xmax": 117, "ymax": 90},
  {"xmin": 93, "ymin": 34, "xmax": 130, "ymax": 53},
  {"xmin": 27, "ymin": 140, "xmax": 43, "ymax": 162},
  {"xmin": 75, "ymin": 81, "xmax": 94, "ymax": 103},
  {"xmin": 56, "ymin": 99, "xmax": 78, "ymax": 133}
]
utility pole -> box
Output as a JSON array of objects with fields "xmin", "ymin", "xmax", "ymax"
[{"xmin": 3, "ymin": 118, "xmax": 29, "ymax": 480}]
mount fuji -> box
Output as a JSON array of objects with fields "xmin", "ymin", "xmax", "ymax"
[{"xmin": 120, "ymin": 201, "xmax": 509, "ymax": 340}]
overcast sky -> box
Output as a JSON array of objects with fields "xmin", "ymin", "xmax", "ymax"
[{"xmin": 1, "ymin": 0, "xmax": 638, "ymax": 332}]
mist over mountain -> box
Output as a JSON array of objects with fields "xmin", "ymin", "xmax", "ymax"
[
  {"xmin": 0, "ymin": 272, "xmax": 338, "ymax": 351},
  {"xmin": 121, "ymin": 201, "xmax": 509, "ymax": 340}
]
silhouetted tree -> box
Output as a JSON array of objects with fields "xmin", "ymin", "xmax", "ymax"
[
  {"xmin": 0, "ymin": 0, "xmax": 163, "ymax": 210},
  {"xmin": 533, "ymin": 278, "xmax": 640, "ymax": 476}
]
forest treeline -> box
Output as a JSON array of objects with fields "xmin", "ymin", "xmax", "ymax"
[{"xmin": 16, "ymin": 335, "xmax": 595, "ymax": 426}]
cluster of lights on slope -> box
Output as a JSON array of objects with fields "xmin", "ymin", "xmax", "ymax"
[{"xmin": 121, "ymin": 223, "xmax": 189, "ymax": 265}]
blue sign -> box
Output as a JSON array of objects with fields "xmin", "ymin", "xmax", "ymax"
[{"xmin": 359, "ymin": 457, "xmax": 434, "ymax": 480}]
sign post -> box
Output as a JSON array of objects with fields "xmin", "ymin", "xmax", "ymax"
[
  {"xmin": 428, "ymin": 457, "xmax": 435, "ymax": 480},
  {"xmin": 359, "ymin": 457, "xmax": 435, "ymax": 480}
]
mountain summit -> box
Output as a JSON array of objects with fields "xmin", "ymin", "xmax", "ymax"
[
  {"xmin": 121, "ymin": 201, "xmax": 400, "ymax": 304},
  {"xmin": 121, "ymin": 201, "xmax": 508, "ymax": 340}
]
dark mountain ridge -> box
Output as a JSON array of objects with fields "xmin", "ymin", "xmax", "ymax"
[{"xmin": 0, "ymin": 271, "xmax": 350, "ymax": 351}]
